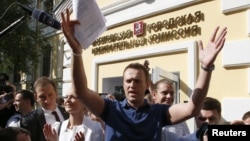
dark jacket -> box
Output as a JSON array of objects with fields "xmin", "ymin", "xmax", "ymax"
[
  {"xmin": 21, "ymin": 106, "xmax": 69, "ymax": 141},
  {"xmin": 0, "ymin": 105, "xmax": 16, "ymax": 128}
]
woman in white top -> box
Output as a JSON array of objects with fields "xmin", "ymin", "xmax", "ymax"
[{"xmin": 43, "ymin": 87, "xmax": 104, "ymax": 141}]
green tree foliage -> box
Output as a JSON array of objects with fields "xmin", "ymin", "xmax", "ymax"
[{"xmin": 0, "ymin": 0, "xmax": 49, "ymax": 75}]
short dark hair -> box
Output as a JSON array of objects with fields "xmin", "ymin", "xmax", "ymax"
[
  {"xmin": 242, "ymin": 111, "xmax": 250, "ymax": 120},
  {"xmin": 16, "ymin": 90, "xmax": 35, "ymax": 107},
  {"xmin": 202, "ymin": 97, "xmax": 221, "ymax": 115},
  {"xmin": 33, "ymin": 76, "xmax": 57, "ymax": 93},
  {"xmin": 0, "ymin": 127, "xmax": 30, "ymax": 141},
  {"xmin": 123, "ymin": 63, "xmax": 150, "ymax": 82}
]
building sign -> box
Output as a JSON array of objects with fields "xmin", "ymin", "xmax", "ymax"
[
  {"xmin": 134, "ymin": 21, "xmax": 144, "ymax": 36},
  {"xmin": 92, "ymin": 11, "xmax": 204, "ymax": 55}
]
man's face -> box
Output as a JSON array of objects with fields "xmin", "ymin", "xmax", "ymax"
[
  {"xmin": 35, "ymin": 84, "xmax": 57, "ymax": 110},
  {"xmin": 123, "ymin": 68, "xmax": 148, "ymax": 105},
  {"xmin": 13, "ymin": 93, "xmax": 28, "ymax": 114},
  {"xmin": 195, "ymin": 109, "xmax": 221, "ymax": 128},
  {"xmin": 152, "ymin": 83, "xmax": 174, "ymax": 105},
  {"xmin": 244, "ymin": 117, "xmax": 250, "ymax": 125}
]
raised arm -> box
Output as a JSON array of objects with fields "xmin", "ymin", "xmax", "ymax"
[
  {"xmin": 61, "ymin": 9, "xmax": 105, "ymax": 116},
  {"xmin": 168, "ymin": 26, "xmax": 227, "ymax": 123}
]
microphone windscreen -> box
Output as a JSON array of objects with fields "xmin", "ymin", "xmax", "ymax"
[{"xmin": 32, "ymin": 9, "xmax": 61, "ymax": 30}]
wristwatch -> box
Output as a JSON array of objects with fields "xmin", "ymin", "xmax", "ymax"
[{"xmin": 201, "ymin": 64, "xmax": 215, "ymax": 71}]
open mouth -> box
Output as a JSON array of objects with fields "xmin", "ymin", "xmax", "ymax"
[{"xmin": 129, "ymin": 91, "xmax": 137, "ymax": 96}]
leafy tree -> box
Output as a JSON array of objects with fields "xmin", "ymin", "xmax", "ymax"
[{"xmin": 0, "ymin": 0, "xmax": 49, "ymax": 82}]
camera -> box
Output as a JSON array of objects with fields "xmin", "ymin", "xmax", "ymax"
[
  {"xmin": 0, "ymin": 85, "xmax": 15, "ymax": 104},
  {"xmin": 196, "ymin": 122, "xmax": 208, "ymax": 141},
  {"xmin": 0, "ymin": 92, "xmax": 14, "ymax": 103}
]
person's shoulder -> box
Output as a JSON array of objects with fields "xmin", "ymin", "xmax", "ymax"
[
  {"xmin": 83, "ymin": 117, "xmax": 104, "ymax": 140},
  {"xmin": 151, "ymin": 103, "xmax": 170, "ymax": 109},
  {"xmin": 33, "ymin": 107, "xmax": 43, "ymax": 113},
  {"xmin": 8, "ymin": 113, "xmax": 21, "ymax": 119},
  {"xmin": 84, "ymin": 116, "xmax": 103, "ymax": 130},
  {"xmin": 21, "ymin": 110, "xmax": 38, "ymax": 126},
  {"xmin": 22, "ymin": 110, "xmax": 37, "ymax": 119},
  {"xmin": 6, "ymin": 114, "xmax": 21, "ymax": 126},
  {"xmin": 27, "ymin": 108, "xmax": 44, "ymax": 119},
  {"xmin": 103, "ymin": 97, "xmax": 120, "ymax": 108},
  {"xmin": 176, "ymin": 121, "xmax": 189, "ymax": 127}
]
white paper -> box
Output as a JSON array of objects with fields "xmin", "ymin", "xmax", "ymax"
[{"xmin": 72, "ymin": 0, "xmax": 106, "ymax": 49}]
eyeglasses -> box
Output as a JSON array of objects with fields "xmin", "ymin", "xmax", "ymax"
[{"xmin": 62, "ymin": 95, "xmax": 79, "ymax": 100}]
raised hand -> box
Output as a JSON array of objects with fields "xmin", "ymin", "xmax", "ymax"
[
  {"xmin": 61, "ymin": 9, "xmax": 82, "ymax": 54},
  {"xmin": 43, "ymin": 124, "xmax": 58, "ymax": 141},
  {"xmin": 74, "ymin": 131, "xmax": 85, "ymax": 141},
  {"xmin": 0, "ymin": 93, "xmax": 14, "ymax": 110},
  {"xmin": 198, "ymin": 26, "xmax": 227, "ymax": 68}
]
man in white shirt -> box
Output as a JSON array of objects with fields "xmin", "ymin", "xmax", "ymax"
[
  {"xmin": 151, "ymin": 78, "xmax": 190, "ymax": 141},
  {"xmin": 21, "ymin": 77, "xmax": 69, "ymax": 141},
  {"xmin": 6, "ymin": 90, "xmax": 35, "ymax": 127}
]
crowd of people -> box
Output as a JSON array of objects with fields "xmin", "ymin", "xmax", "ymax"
[
  {"xmin": 0, "ymin": 8, "xmax": 249, "ymax": 141},
  {"xmin": 61, "ymin": 8, "xmax": 228, "ymax": 141},
  {"xmin": 0, "ymin": 75, "xmax": 105, "ymax": 141}
]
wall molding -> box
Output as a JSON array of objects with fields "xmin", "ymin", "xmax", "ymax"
[
  {"xmin": 221, "ymin": 0, "xmax": 250, "ymax": 14},
  {"xmin": 222, "ymin": 39, "xmax": 250, "ymax": 67},
  {"xmin": 222, "ymin": 39, "xmax": 250, "ymax": 94},
  {"xmin": 101, "ymin": 0, "xmax": 203, "ymax": 27},
  {"xmin": 92, "ymin": 41, "xmax": 197, "ymax": 93}
]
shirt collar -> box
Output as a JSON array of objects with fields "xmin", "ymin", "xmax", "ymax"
[
  {"xmin": 42, "ymin": 106, "xmax": 59, "ymax": 114},
  {"xmin": 121, "ymin": 99, "xmax": 128, "ymax": 108},
  {"xmin": 121, "ymin": 99, "xmax": 150, "ymax": 108}
]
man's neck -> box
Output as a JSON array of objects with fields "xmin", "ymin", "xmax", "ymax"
[
  {"xmin": 21, "ymin": 108, "xmax": 34, "ymax": 116},
  {"xmin": 127, "ymin": 100, "xmax": 145, "ymax": 109}
]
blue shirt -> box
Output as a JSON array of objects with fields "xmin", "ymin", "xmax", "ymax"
[
  {"xmin": 178, "ymin": 132, "xmax": 199, "ymax": 141},
  {"xmin": 100, "ymin": 99, "xmax": 170, "ymax": 141}
]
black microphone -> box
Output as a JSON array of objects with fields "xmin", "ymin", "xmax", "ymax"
[{"xmin": 16, "ymin": 3, "xmax": 61, "ymax": 30}]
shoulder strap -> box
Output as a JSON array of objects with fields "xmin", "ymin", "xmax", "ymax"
[{"xmin": 58, "ymin": 122, "xmax": 62, "ymax": 136}]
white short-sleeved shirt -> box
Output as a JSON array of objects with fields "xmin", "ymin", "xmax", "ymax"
[
  {"xmin": 58, "ymin": 116, "xmax": 104, "ymax": 141},
  {"xmin": 6, "ymin": 114, "xmax": 21, "ymax": 127},
  {"xmin": 162, "ymin": 121, "xmax": 190, "ymax": 141}
]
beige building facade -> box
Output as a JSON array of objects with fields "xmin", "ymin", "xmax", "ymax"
[{"xmin": 55, "ymin": 0, "xmax": 250, "ymax": 131}]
